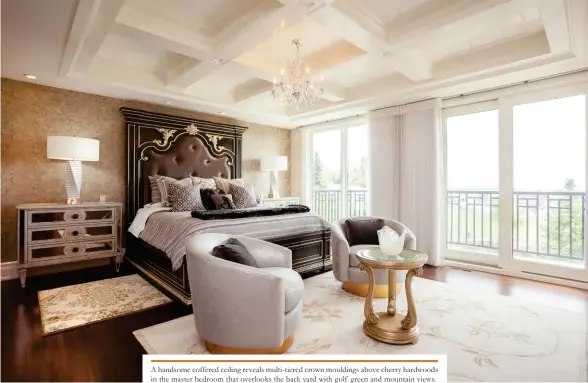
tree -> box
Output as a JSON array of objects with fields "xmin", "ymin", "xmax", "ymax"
[
  {"xmin": 564, "ymin": 178, "xmax": 576, "ymax": 191},
  {"xmin": 348, "ymin": 156, "xmax": 368, "ymax": 188},
  {"xmin": 314, "ymin": 152, "xmax": 327, "ymax": 189},
  {"xmin": 536, "ymin": 178, "xmax": 583, "ymax": 257}
]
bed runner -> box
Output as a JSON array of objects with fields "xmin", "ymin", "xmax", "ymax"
[{"xmin": 191, "ymin": 205, "xmax": 310, "ymax": 220}]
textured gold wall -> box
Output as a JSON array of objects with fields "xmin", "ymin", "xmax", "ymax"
[{"xmin": 1, "ymin": 79, "xmax": 291, "ymax": 262}]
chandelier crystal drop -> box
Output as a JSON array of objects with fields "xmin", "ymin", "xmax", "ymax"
[{"xmin": 272, "ymin": 38, "xmax": 324, "ymax": 109}]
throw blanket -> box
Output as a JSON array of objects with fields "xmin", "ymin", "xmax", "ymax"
[
  {"xmin": 138, "ymin": 210, "xmax": 329, "ymax": 270},
  {"xmin": 191, "ymin": 205, "xmax": 310, "ymax": 220}
]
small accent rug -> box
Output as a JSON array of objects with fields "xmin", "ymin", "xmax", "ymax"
[
  {"xmin": 39, "ymin": 274, "xmax": 171, "ymax": 335},
  {"xmin": 134, "ymin": 272, "xmax": 587, "ymax": 382}
]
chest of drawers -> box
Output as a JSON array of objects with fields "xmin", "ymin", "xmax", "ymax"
[
  {"xmin": 16, "ymin": 202, "xmax": 123, "ymax": 287},
  {"xmin": 260, "ymin": 197, "xmax": 301, "ymax": 208}
]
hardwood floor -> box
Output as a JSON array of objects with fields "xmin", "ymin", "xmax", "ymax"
[{"xmin": 2, "ymin": 263, "xmax": 587, "ymax": 382}]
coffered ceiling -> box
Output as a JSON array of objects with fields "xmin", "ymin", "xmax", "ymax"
[{"xmin": 2, "ymin": 0, "xmax": 588, "ymax": 128}]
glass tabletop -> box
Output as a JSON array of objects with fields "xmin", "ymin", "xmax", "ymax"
[{"xmin": 356, "ymin": 248, "xmax": 424, "ymax": 263}]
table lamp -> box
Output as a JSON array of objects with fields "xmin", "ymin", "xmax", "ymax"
[
  {"xmin": 260, "ymin": 155, "xmax": 287, "ymax": 198},
  {"xmin": 47, "ymin": 136, "xmax": 100, "ymax": 204}
]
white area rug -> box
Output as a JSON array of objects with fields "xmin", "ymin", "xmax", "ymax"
[
  {"xmin": 133, "ymin": 272, "xmax": 587, "ymax": 382},
  {"xmin": 39, "ymin": 274, "xmax": 171, "ymax": 335}
]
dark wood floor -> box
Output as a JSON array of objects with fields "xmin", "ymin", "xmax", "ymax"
[{"xmin": 2, "ymin": 263, "xmax": 587, "ymax": 382}]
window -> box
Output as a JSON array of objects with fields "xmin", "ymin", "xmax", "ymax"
[
  {"xmin": 310, "ymin": 122, "xmax": 368, "ymax": 222},
  {"xmin": 443, "ymin": 92, "xmax": 587, "ymax": 282}
]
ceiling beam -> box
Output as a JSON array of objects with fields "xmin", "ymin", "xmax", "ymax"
[
  {"xmin": 163, "ymin": 1, "xmax": 308, "ymax": 90},
  {"xmin": 60, "ymin": 0, "xmax": 125, "ymax": 77},
  {"xmin": 535, "ymin": 0, "xmax": 572, "ymax": 54},
  {"xmin": 309, "ymin": 0, "xmax": 390, "ymax": 55},
  {"xmin": 385, "ymin": 0, "xmax": 512, "ymax": 52},
  {"xmin": 212, "ymin": 2, "xmax": 308, "ymax": 61},
  {"xmin": 165, "ymin": 59, "xmax": 224, "ymax": 89},
  {"xmin": 115, "ymin": 2, "xmax": 213, "ymax": 53},
  {"xmin": 306, "ymin": 0, "xmax": 433, "ymax": 82},
  {"xmin": 386, "ymin": 50, "xmax": 433, "ymax": 82},
  {"xmin": 232, "ymin": 79, "xmax": 273, "ymax": 103}
]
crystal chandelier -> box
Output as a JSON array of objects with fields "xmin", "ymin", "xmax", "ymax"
[{"xmin": 272, "ymin": 38, "xmax": 324, "ymax": 109}]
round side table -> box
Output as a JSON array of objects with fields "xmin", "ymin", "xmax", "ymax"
[{"xmin": 356, "ymin": 248, "xmax": 428, "ymax": 345}]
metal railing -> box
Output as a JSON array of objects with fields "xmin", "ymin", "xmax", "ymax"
[
  {"xmin": 313, "ymin": 189, "xmax": 367, "ymax": 222},
  {"xmin": 447, "ymin": 190, "xmax": 585, "ymax": 260}
]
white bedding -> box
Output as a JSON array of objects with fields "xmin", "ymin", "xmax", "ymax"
[{"xmin": 128, "ymin": 203, "xmax": 170, "ymax": 237}]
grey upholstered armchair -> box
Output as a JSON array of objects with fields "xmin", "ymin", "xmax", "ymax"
[
  {"xmin": 331, "ymin": 217, "xmax": 416, "ymax": 297},
  {"xmin": 185, "ymin": 233, "xmax": 303, "ymax": 354}
]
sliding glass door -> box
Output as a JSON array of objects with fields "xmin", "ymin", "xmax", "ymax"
[
  {"xmin": 444, "ymin": 103, "xmax": 500, "ymax": 265},
  {"xmin": 311, "ymin": 123, "xmax": 368, "ymax": 222},
  {"xmin": 503, "ymin": 94, "xmax": 587, "ymax": 281},
  {"xmin": 312, "ymin": 129, "xmax": 342, "ymax": 222},
  {"xmin": 444, "ymin": 91, "xmax": 588, "ymax": 282}
]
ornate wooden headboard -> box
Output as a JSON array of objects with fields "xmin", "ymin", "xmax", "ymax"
[{"xmin": 121, "ymin": 108, "xmax": 247, "ymax": 226}]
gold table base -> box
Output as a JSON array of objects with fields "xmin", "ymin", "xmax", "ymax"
[
  {"xmin": 360, "ymin": 263, "xmax": 424, "ymax": 345},
  {"xmin": 363, "ymin": 312, "xmax": 419, "ymax": 344}
]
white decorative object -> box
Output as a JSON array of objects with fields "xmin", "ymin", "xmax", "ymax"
[
  {"xmin": 377, "ymin": 226, "xmax": 406, "ymax": 256},
  {"xmin": 47, "ymin": 136, "xmax": 99, "ymax": 204},
  {"xmin": 260, "ymin": 155, "xmax": 288, "ymax": 198},
  {"xmin": 272, "ymin": 39, "xmax": 324, "ymax": 109}
]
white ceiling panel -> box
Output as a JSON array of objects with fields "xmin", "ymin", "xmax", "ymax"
[{"xmin": 2, "ymin": 0, "xmax": 587, "ymax": 128}]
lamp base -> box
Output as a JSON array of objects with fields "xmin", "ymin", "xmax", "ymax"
[
  {"xmin": 268, "ymin": 170, "xmax": 280, "ymax": 199},
  {"xmin": 65, "ymin": 160, "xmax": 83, "ymax": 203}
]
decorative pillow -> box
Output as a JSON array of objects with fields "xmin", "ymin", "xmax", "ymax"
[
  {"xmin": 344, "ymin": 218, "xmax": 384, "ymax": 246},
  {"xmin": 192, "ymin": 177, "xmax": 216, "ymax": 189},
  {"xmin": 200, "ymin": 188, "xmax": 225, "ymax": 210},
  {"xmin": 154, "ymin": 176, "xmax": 193, "ymax": 207},
  {"xmin": 167, "ymin": 182, "xmax": 205, "ymax": 212},
  {"xmin": 148, "ymin": 175, "xmax": 162, "ymax": 203},
  {"xmin": 211, "ymin": 238, "xmax": 258, "ymax": 268},
  {"xmin": 211, "ymin": 194, "xmax": 236, "ymax": 210},
  {"xmin": 214, "ymin": 177, "xmax": 244, "ymax": 194},
  {"xmin": 229, "ymin": 183, "xmax": 257, "ymax": 209}
]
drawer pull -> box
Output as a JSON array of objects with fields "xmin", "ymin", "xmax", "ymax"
[
  {"xmin": 64, "ymin": 211, "xmax": 86, "ymax": 222},
  {"xmin": 64, "ymin": 244, "xmax": 87, "ymax": 256},
  {"xmin": 64, "ymin": 227, "xmax": 86, "ymax": 239}
]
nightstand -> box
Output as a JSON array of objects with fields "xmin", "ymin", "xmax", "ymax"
[
  {"xmin": 261, "ymin": 197, "xmax": 301, "ymax": 208},
  {"xmin": 16, "ymin": 202, "xmax": 123, "ymax": 287}
]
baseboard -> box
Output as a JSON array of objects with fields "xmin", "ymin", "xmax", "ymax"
[
  {"xmin": 444, "ymin": 260, "xmax": 588, "ymax": 290},
  {"xmin": 1, "ymin": 261, "xmax": 18, "ymax": 281}
]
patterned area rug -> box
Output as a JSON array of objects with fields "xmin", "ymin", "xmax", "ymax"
[
  {"xmin": 39, "ymin": 274, "xmax": 171, "ymax": 335},
  {"xmin": 134, "ymin": 272, "xmax": 587, "ymax": 382}
]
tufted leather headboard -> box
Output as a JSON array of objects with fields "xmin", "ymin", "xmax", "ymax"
[{"xmin": 121, "ymin": 108, "xmax": 247, "ymax": 226}]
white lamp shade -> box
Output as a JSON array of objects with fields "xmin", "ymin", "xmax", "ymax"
[
  {"xmin": 47, "ymin": 136, "xmax": 100, "ymax": 161},
  {"xmin": 261, "ymin": 155, "xmax": 288, "ymax": 171}
]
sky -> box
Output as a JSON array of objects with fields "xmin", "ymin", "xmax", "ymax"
[
  {"xmin": 447, "ymin": 94, "xmax": 586, "ymax": 192},
  {"xmin": 312, "ymin": 125, "xmax": 368, "ymax": 178},
  {"xmin": 311, "ymin": 94, "xmax": 586, "ymax": 193}
]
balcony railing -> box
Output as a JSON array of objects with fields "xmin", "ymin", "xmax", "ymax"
[
  {"xmin": 313, "ymin": 189, "xmax": 367, "ymax": 222},
  {"xmin": 447, "ymin": 190, "xmax": 585, "ymax": 261}
]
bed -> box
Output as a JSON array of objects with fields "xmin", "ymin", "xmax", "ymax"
[{"xmin": 121, "ymin": 108, "xmax": 331, "ymax": 304}]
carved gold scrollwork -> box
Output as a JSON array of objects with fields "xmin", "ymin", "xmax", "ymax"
[
  {"xmin": 401, "ymin": 267, "xmax": 423, "ymax": 330},
  {"xmin": 186, "ymin": 124, "xmax": 198, "ymax": 135},
  {"xmin": 362, "ymin": 264, "xmax": 380, "ymax": 325},
  {"xmin": 205, "ymin": 134, "xmax": 226, "ymax": 153},
  {"xmin": 152, "ymin": 128, "xmax": 176, "ymax": 147}
]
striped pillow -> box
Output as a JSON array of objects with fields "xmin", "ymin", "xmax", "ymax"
[
  {"xmin": 192, "ymin": 177, "xmax": 216, "ymax": 189},
  {"xmin": 148, "ymin": 175, "xmax": 164, "ymax": 203}
]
